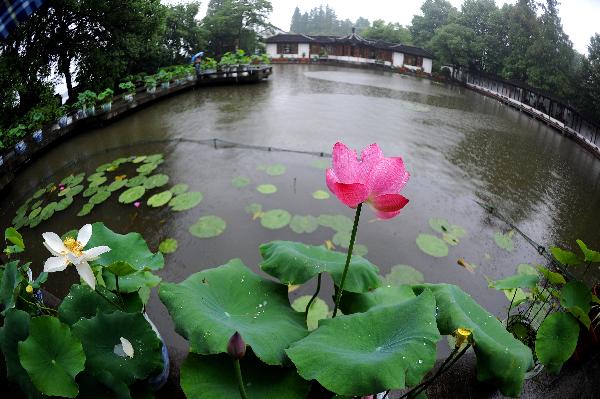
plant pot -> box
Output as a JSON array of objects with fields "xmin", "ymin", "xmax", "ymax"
[
  {"xmin": 161, "ymin": 82, "xmax": 170, "ymax": 90},
  {"xmin": 503, "ymin": 315, "xmax": 543, "ymax": 379},
  {"xmin": 174, "ymin": 79, "xmax": 182, "ymax": 86},
  {"xmin": 85, "ymin": 107, "xmax": 96, "ymax": 117},
  {"xmin": 102, "ymin": 102, "xmax": 112, "ymax": 112},
  {"xmin": 124, "ymin": 93, "xmax": 134, "ymax": 102},
  {"xmin": 143, "ymin": 313, "xmax": 170, "ymax": 391},
  {"xmin": 187, "ymin": 74, "xmax": 194, "ymax": 81},
  {"xmin": 0, "ymin": 155, "xmax": 4, "ymax": 167},
  {"xmin": 58, "ymin": 115, "xmax": 70, "ymax": 128},
  {"xmin": 32, "ymin": 130, "xmax": 43, "ymax": 143},
  {"xmin": 147, "ymin": 86, "xmax": 156, "ymax": 94},
  {"xmin": 229, "ymin": 72, "xmax": 238, "ymax": 78},
  {"xmin": 76, "ymin": 109, "xmax": 86, "ymax": 119},
  {"xmin": 15, "ymin": 140, "xmax": 27, "ymax": 155}
]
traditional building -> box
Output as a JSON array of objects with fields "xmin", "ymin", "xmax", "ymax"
[{"xmin": 265, "ymin": 29, "xmax": 434, "ymax": 74}]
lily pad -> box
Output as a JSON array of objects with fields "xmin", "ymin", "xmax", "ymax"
[
  {"xmin": 412, "ymin": 283, "xmax": 533, "ymax": 397},
  {"xmin": 169, "ymin": 183, "xmax": 189, "ymax": 195},
  {"xmin": 77, "ymin": 203, "xmax": 94, "ymax": 217},
  {"xmin": 332, "ymin": 231, "xmax": 352, "ymax": 248},
  {"xmin": 118, "ymin": 186, "xmax": 146, "ymax": 204},
  {"xmin": 259, "ymin": 241, "xmax": 381, "ymax": 293},
  {"xmin": 494, "ymin": 231, "xmax": 515, "ymax": 252},
  {"xmin": 535, "ymin": 312, "xmax": 579, "ymax": 374},
  {"xmin": 28, "ymin": 207, "xmax": 42, "ymax": 221},
  {"xmin": 136, "ymin": 163, "xmax": 158, "ymax": 175},
  {"xmin": 29, "ymin": 217, "xmax": 42, "ymax": 228},
  {"xmin": 158, "ymin": 259, "xmax": 308, "ymax": 365},
  {"xmin": 385, "ymin": 265, "xmax": 425, "ymax": 286},
  {"xmin": 310, "ymin": 159, "xmax": 330, "ymax": 170},
  {"xmin": 59, "ymin": 185, "xmax": 84, "ymax": 197},
  {"xmin": 353, "ymin": 244, "xmax": 368, "ymax": 257},
  {"xmin": 416, "ymin": 234, "xmax": 448, "ymax": 257},
  {"xmin": 107, "ymin": 179, "xmax": 127, "ymax": 192},
  {"xmin": 231, "ymin": 176, "xmax": 251, "ymax": 187},
  {"xmin": 147, "ymin": 191, "xmax": 173, "ymax": 207},
  {"xmin": 181, "ymin": 352, "xmax": 310, "ymax": 399},
  {"xmin": 189, "ymin": 216, "xmax": 227, "ymax": 238},
  {"xmin": 169, "ymin": 192, "xmax": 203, "ymax": 211},
  {"xmin": 158, "ymin": 238, "xmax": 178, "ymax": 254},
  {"xmin": 40, "ymin": 202, "xmax": 57, "ymax": 220},
  {"xmin": 318, "ymin": 214, "xmax": 353, "ymax": 232},
  {"xmin": 256, "ymin": 184, "xmax": 277, "ymax": 194},
  {"xmin": 245, "ymin": 203, "xmax": 264, "ymax": 219},
  {"xmin": 82, "ymin": 186, "xmax": 99, "ymax": 198},
  {"xmin": 291, "ymin": 296, "xmax": 329, "ymax": 331},
  {"xmin": 89, "ymin": 190, "xmax": 111, "ymax": 205},
  {"xmin": 312, "ymin": 190, "xmax": 330, "ymax": 200},
  {"xmin": 88, "ymin": 177, "xmax": 107, "ymax": 188},
  {"xmin": 144, "ymin": 154, "xmax": 163, "ymax": 163},
  {"xmin": 125, "ymin": 175, "xmax": 147, "ymax": 187},
  {"xmin": 72, "ymin": 311, "xmax": 163, "ymax": 385},
  {"xmin": 31, "ymin": 199, "xmax": 43, "ymax": 210},
  {"xmin": 144, "ymin": 174, "xmax": 169, "ymax": 189},
  {"xmin": 18, "ymin": 316, "xmax": 85, "ymax": 398},
  {"xmin": 56, "ymin": 197, "xmax": 74, "ymax": 211},
  {"xmin": 87, "ymin": 172, "xmax": 105, "ymax": 182},
  {"xmin": 32, "ymin": 188, "xmax": 46, "ymax": 199},
  {"xmin": 265, "ymin": 164, "xmax": 286, "ymax": 176},
  {"xmin": 287, "ymin": 291, "xmax": 440, "ymax": 396},
  {"xmin": 96, "ymin": 163, "xmax": 114, "ymax": 172},
  {"xmin": 289, "ymin": 215, "xmax": 319, "ymax": 234},
  {"xmin": 132, "ymin": 155, "xmax": 147, "ymax": 164},
  {"xmin": 339, "ymin": 285, "xmax": 417, "ymax": 315},
  {"xmin": 261, "ymin": 209, "xmax": 291, "ymax": 229}
]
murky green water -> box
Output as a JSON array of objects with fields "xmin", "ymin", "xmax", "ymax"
[{"xmin": 2, "ymin": 64, "xmax": 599, "ymax": 353}]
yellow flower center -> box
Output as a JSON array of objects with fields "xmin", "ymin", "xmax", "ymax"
[
  {"xmin": 25, "ymin": 285, "xmax": 34, "ymax": 294},
  {"xmin": 454, "ymin": 327, "xmax": 473, "ymax": 348},
  {"xmin": 63, "ymin": 237, "xmax": 84, "ymax": 256}
]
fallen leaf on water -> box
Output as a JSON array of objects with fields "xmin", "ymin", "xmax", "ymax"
[
  {"xmin": 324, "ymin": 240, "xmax": 335, "ymax": 250},
  {"xmin": 457, "ymin": 258, "xmax": 477, "ymax": 273}
]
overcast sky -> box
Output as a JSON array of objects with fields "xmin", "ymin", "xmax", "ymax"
[{"xmin": 163, "ymin": 0, "xmax": 599, "ymax": 54}]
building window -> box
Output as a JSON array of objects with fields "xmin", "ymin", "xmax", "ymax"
[
  {"xmin": 404, "ymin": 55, "xmax": 424, "ymax": 67},
  {"xmin": 277, "ymin": 43, "xmax": 298, "ymax": 54}
]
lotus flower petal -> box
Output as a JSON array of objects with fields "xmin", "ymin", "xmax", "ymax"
[
  {"xmin": 83, "ymin": 245, "xmax": 111, "ymax": 260},
  {"xmin": 42, "ymin": 232, "xmax": 67, "ymax": 254},
  {"xmin": 366, "ymin": 157, "xmax": 409, "ymax": 196},
  {"xmin": 331, "ymin": 142, "xmax": 361, "ymax": 183},
  {"xmin": 370, "ymin": 194, "xmax": 409, "ymax": 213},
  {"xmin": 44, "ymin": 256, "xmax": 69, "ymax": 272},
  {"xmin": 75, "ymin": 260, "xmax": 96, "ymax": 290},
  {"xmin": 357, "ymin": 143, "xmax": 384, "ymax": 183},
  {"xmin": 77, "ymin": 224, "xmax": 93, "ymax": 246}
]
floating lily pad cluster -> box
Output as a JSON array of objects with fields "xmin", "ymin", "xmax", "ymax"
[{"xmin": 416, "ymin": 218, "xmax": 467, "ymax": 258}]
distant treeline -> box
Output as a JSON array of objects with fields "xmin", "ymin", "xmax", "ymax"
[{"xmin": 290, "ymin": 1, "xmax": 600, "ymax": 122}]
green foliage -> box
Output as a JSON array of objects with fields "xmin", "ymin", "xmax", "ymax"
[
  {"xmin": 189, "ymin": 215, "xmax": 227, "ymax": 238},
  {"xmin": 118, "ymin": 81, "xmax": 136, "ymax": 95},
  {"xmin": 289, "ymin": 215, "xmax": 319, "ymax": 234},
  {"xmin": 118, "ymin": 186, "xmax": 146, "ymax": 204},
  {"xmin": 494, "ymin": 230, "xmax": 515, "ymax": 252},
  {"xmin": 97, "ymin": 88, "xmax": 114, "ymax": 104},
  {"xmin": 385, "ymin": 265, "xmax": 425, "ymax": 286},
  {"xmin": 169, "ymin": 191, "xmax": 203, "ymax": 211},
  {"xmin": 416, "ymin": 234, "xmax": 448, "ymax": 257},
  {"xmin": 158, "ymin": 238, "xmax": 178, "ymax": 254},
  {"xmin": 159, "ymin": 259, "xmax": 308, "ymax": 365},
  {"xmin": 256, "ymin": 183, "xmax": 277, "ymax": 194},
  {"xmin": 490, "ymin": 274, "xmax": 539, "ymax": 290},
  {"xmin": 260, "ymin": 209, "xmax": 291, "ymax": 229},
  {"xmin": 362, "ymin": 20, "xmax": 412, "ymax": 44},
  {"xmin": 551, "ymin": 246, "xmax": 582, "ymax": 266},
  {"xmin": 259, "ymin": 241, "xmax": 380, "ymax": 293},
  {"xmin": 147, "ymin": 191, "xmax": 173, "ymax": 207},
  {"xmin": 291, "ymin": 295, "xmax": 329, "ymax": 331},
  {"xmin": 535, "ymin": 312, "xmax": 579, "ymax": 374}
]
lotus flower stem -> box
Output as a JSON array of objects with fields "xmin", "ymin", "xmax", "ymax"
[
  {"xmin": 332, "ymin": 203, "xmax": 362, "ymax": 317},
  {"xmin": 115, "ymin": 275, "xmax": 126, "ymax": 308},
  {"xmin": 94, "ymin": 286, "xmax": 125, "ymax": 311},
  {"xmin": 233, "ymin": 359, "xmax": 249, "ymax": 399},
  {"xmin": 305, "ymin": 273, "xmax": 322, "ymax": 324},
  {"xmin": 506, "ymin": 289, "xmax": 517, "ymax": 322}
]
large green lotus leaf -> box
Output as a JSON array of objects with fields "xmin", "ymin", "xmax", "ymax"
[
  {"xmin": 291, "ymin": 295, "xmax": 330, "ymax": 331},
  {"xmin": 181, "ymin": 352, "xmax": 310, "ymax": 399},
  {"xmin": 340, "ymin": 284, "xmax": 416, "ymax": 315},
  {"xmin": 147, "ymin": 190, "xmax": 173, "ymax": 207},
  {"xmin": 416, "ymin": 234, "xmax": 448, "ymax": 257},
  {"xmin": 0, "ymin": 261, "xmax": 20, "ymax": 314},
  {"xmin": 560, "ymin": 281, "xmax": 591, "ymax": 314},
  {"xmin": 89, "ymin": 189, "xmax": 111, "ymax": 205},
  {"xmin": 259, "ymin": 241, "xmax": 381, "ymax": 293},
  {"xmin": 261, "ymin": 209, "xmax": 291, "ymax": 229},
  {"xmin": 289, "ymin": 215, "xmax": 319, "ymax": 234},
  {"xmin": 58, "ymin": 284, "xmax": 143, "ymax": 325},
  {"xmin": 535, "ymin": 312, "xmax": 579, "ymax": 374},
  {"xmin": 490, "ymin": 274, "xmax": 539, "ymax": 290},
  {"xmin": 385, "ymin": 265, "xmax": 424, "ymax": 286},
  {"xmin": 0, "ymin": 309, "xmax": 41, "ymax": 398},
  {"xmin": 287, "ymin": 291, "xmax": 440, "ymax": 396},
  {"xmin": 158, "ymin": 259, "xmax": 308, "ymax": 365},
  {"xmin": 169, "ymin": 191, "xmax": 203, "ymax": 211},
  {"xmin": 551, "ymin": 247, "xmax": 582, "ymax": 266},
  {"xmin": 189, "ymin": 215, "xmax": 227, "ymax": 238},
  {"xmin": 103, "ymin": 270, "xmax": 161, "ymax": 293},
  {"xmin": 169, "ymin": 183, "xmax": 189, "ymax": 195},
  {"xmin": 76, "ymin": 370, "xmax": 131, "ymax": 399},
  {"xmin": 72, "ymin": 311, "xmax": 163, "ymax": 385},
  {"xmin": 411, "ymin": 284, "xmax": 533, "ymax": 397},
  {"xmin": 118, "ymin": 186, "xmax": 145, "ymax": 204},
  {"xmin": 428, "ymin": 218, "xmax": 465, "ymax": 239},
  {"xmin": 18, "ymin": 316, "xmax": 85, "ymax": 398},
  {"xmin": 143, "ymin": 174, "xmax": 169, "ymax": 189},
  {"xmin": 494, "ymin": 231, "xmax": 515, "ymax": 252},
  {"xmin": 537, "ymin": 266, "xmax": 566, "ymax": 285},
  {"xmin": 576, "ymin": 239, "xmax": 600, "ymax": 262},
  {"xmin": 86, "ymin": 222, "xmax": 164, "ymax": 271},
  {"xmin": 317, "ymin": 214, "xmax": 353, "ymax": 232}
]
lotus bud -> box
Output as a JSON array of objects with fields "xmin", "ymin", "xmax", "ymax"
[
  {"xmin": 453, "ymin": 327, "xmax": 473, "ymax": 348},
  {"xmin": 227, "ymin": 331, "xmax": 246, "ymax": 359},
  {"xmin": 25, "ymin": 285, "xmax": 34, "ymax": 294}
]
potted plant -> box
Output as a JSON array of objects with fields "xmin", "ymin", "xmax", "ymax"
[
  {"xmin": 157, "ymin": 70, "xmax": 172, "ymax": 89},
  {"xmin": 0, "ymin": 224, "xmax": 169, "ymax": 398},
  {"xmin": 77, "ymin": 90, "xmax": 98, "ymax": 116},
  {"xmin": 185, "ymin": 64, "xmax": 196, "ymax": 81},
  {"xmin": 489, "ymin": 239, "xmax": 600, "ymax": 377},
  {"xmin": 8, "ymin": 124, "xmax": 28, "ymax": 154},
  {"xmin": 58, "ymin": 104, "xmax": 71, "ymax": 127},
  {"xmin": 219, "ymin": 52, "xmax": 238, "ymax": 74},
  {"xmin": 144, "ymin": 75, "xmax": 157, "ymax": 93},
  {"xmin": 27, "ymin": 108, "xmax": 45, "ymax": 144},
  {"xmin": 201, "ymin": 57, "xmax": 218, "ymax": 77},
  {"xmin": 119, "ymin": 81, "xmax": 136, "ymax": 102},
  {"xmin": 97, "ymin": 88, "xmax": 114, "ymax": 112}
]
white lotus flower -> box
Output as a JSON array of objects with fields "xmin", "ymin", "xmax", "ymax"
[
  {"xmin": 114, "ymin": 337, "xmax": 134, "ymax": 358},
  {"xmin": 42, "ymin": 224, "xmax": 110, "ymax": 290}
]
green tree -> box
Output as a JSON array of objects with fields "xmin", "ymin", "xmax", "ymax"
[
  {"xmin": 578, "ymin": 34, "xmax": 600, "ymax": 119},
  {"xmin": 428, "ymin": 23, "xmax": 480, "ymax": 69},
  {"xmin": 362, "ymin": 20, "xmax": 411, "ymax": 44},
  {"xmin": 410, "ymin": 0, "xmax": 458, "ymax": 46},
  {"xmin": 500, "ymin": 0, "xmax": 539, "ymax": 82},
  {"xmin": 163, "ymin": 1, "xmax": 207, "ymax": 65}
]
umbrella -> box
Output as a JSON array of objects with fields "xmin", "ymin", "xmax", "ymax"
[
  {"xmin": 1, "ymin": 0, "xmax": 46, "ymax": 39},
  {"xmin": 191, "ymin": 52, "xmax": 204, "ymax": 62}
]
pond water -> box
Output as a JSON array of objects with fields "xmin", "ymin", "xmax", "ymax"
[{"xmin": 2, "ymin": 64, "xmax": 600, "ymax": 355}]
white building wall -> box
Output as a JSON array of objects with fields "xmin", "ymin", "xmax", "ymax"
[
  {"xmin": 392, "ymin": 52, "xmax": 404, "ymax": 67},
  {"xmin": 423, "ymin": 58, "xmax": 433, "ymax": 74},
  {"xmin": 266, "ymin": 43, "xmax": 278, "ymax": 57},
  {"xmin": 298, "ymin": 43, "xmax": 310, "ymax": 58}
]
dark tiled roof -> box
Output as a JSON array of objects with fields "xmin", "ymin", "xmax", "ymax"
[{"xmin": 265, "ymin": 32, "xmax": 434, "ymax": 59}]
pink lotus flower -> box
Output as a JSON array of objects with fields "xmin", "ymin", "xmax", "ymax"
[
  {"xmin": 134, "ymin": 201, "xmax": 141, "ymax": 208},
  {"xmin": 326, "ymin": 142, "xmax": 409, "ymax": 219}
]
